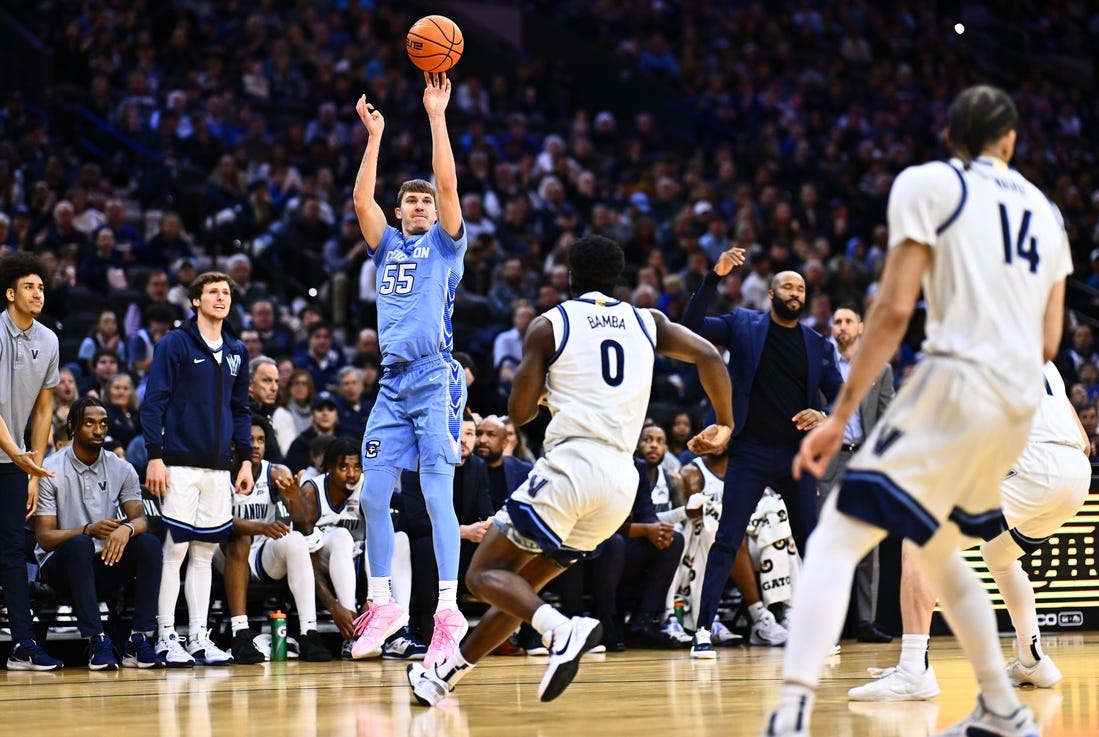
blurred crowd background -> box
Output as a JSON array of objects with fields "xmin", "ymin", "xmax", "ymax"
[{"xmin": 4, "ymin": 0, "xmax": 1099, "ymax": 451}]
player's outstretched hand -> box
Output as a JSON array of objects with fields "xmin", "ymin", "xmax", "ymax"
[
  {"xmin": 687, "ymin": 424, "xmax": 732, "ymax": 456},
  {"xmin": 792, "ymin": 416, "xmax": 844, "ymax": 480},
  {"xmin": 715, "ymin": 245, "xmax": 747, "ymax": 276},
  {"xmin": 356, "ymin": 95, "xmax": 385, "ymax": 137},
  {"xmin": 423, "ymin": 71, "xmax": 451, "ymax": 115}
]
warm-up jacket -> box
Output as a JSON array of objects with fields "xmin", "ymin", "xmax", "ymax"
[{"xmin": 140, "ymin": 319, "xmax": 252, "ymax": 470}]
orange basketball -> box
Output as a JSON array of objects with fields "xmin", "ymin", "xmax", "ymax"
[{"xmin": 406, "ymin": 15, "xmax": 464, "ymax": 73}]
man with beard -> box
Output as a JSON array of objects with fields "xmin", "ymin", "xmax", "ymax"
[
  {"xmin": 817, "ymin": 306, "xmax": 894, "ymax": 644},
  {"xmin": 475, "ymin": 415, "xmax": 532, "ymax": 509},
  {"xmin": 681, "ymin": 248, "xmax": 843, "ymax": 658}
]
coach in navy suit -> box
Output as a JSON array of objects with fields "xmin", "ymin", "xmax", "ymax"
[{"xmin": 681, "ymin": 248, "xmax": 843, "ymax": 648}]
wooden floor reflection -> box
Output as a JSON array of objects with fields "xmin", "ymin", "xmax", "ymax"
[{"xmin": 1, "ymin": 633, "xmax": 1095, "ymax": 737}]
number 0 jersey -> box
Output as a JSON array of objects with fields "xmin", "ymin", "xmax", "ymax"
[
  {"xmin": 887, "ymin": 157, "xmax": 1071, "ymax": 414},
  {"xmin": 540, "ymin": 293, "xmax": 656, "ymax": 454}
]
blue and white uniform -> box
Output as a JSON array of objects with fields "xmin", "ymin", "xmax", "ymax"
[
  {"xmin": 500, "ymin": 292, "xmax": 657, "ymax": 555},
  {"xmin": 361, "ymin": 221, "xmax": 467, "ymax": 472},
  {"xmin": 841, "ymin": 157, "xmax": 1073, "ymax": 543}
]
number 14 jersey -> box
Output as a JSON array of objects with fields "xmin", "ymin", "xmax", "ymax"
[
  {"xmin": 541, "ymin": 293, "xmax": 656, "ymax": 454},
  {"xmin": 886, "ymin": 156, "xmax": 1072, "ymax": 414}
]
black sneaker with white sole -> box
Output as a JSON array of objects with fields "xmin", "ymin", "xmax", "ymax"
[{"xmin": 537, "ymin": 616, "xmax": 603, "ymax": 702}]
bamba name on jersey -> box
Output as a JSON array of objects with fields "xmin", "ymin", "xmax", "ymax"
[{"xmin": 586, "ymin": 314, "xmax": 627, "ymax": 330}]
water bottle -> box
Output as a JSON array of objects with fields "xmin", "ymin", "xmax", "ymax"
[
  {"xmin": 270, "ymin": 610, "xmax": 288, "ymax": 662},
  {"xmin": 674, "ymin": 599, "xmax": 685, "ymax": 626}
]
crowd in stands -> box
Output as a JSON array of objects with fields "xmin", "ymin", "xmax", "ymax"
[{"xmin": 3, "ymin": 0, "xmax": 1099, "ymax": 661}]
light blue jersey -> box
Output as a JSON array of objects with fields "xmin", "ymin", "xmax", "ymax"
[{"xmin": 371, "ymin": 221, "xmax": 466, "ymax": 365}]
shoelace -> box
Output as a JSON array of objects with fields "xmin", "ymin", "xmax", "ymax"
[
  {"xmin": 352, "ymin": 609, "xmax": 375, "ymax": 637},
  {"xmin": 430, "ymin": 621, "xmax": 458, "ymax": 654}
]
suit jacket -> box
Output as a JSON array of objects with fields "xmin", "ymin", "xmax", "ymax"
[
  {"xmin": 818, "ymin": 362, "xmax": 895, "ymax": 488},
  {"xmin": 683, "ymin": 278, "xmax": 844, "ymax": 439},
  {"xmin": 399, "ymin": 454, "xmax": 494, "ymax": 539},
  {"xmin": 486, "ymin": 455, "xmax": 533, "ymax": 509}
]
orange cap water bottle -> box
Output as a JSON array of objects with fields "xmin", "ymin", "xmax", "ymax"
[{"xmin": 270, "ymin": 610, "xmax": 288, "ymax": 661}]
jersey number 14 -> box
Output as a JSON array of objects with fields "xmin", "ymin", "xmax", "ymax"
[{"xmin": 1000, "ymin": 204, "xmax": 1039, "ymax": 273}]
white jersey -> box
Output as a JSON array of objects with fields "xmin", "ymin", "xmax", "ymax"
[
  {"xmin": 1026, "ymin": 362, "xmax": 1087, "ymax": 453},
  {"xmin": 541, "ymin": 292, "xmax": 656, "ymax": 453},
  {"xmin": 232, "ymin": 460, "xmax": 276, "ymax": 526},
  {"xmin": 888, "ymin": 157, "xmax": 1071, "ymax": 414},
  {"xmin": 690, "ymin": 457, "xmax": 725, "ymax": 505},
  {"xmin": 649, "ymin": 465, "xmax": 671, "ymax": 513},
  {"xmin": 310, "ymin": 473, "xmax": 365, "ymax": 546}
]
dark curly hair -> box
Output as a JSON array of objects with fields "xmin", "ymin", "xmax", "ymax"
[
  {"xmin": 567, "ymin": 235, "xmax": 625, "ymax": 297},
  {"xmin": 0, "ymin": 252, "xmax": 48, "ymax": 305},
  {"xmin": 323, "ymin": 436, "xmax": 361, "ymax": 471}
]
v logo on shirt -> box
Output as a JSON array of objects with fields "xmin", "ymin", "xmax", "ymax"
[
  {"xmin": 31, "ymin": 349, "xmax": 38, "ymax": 359},
  {"xmin": 98, "ymin": 481, "xmax": 107, "ymax": 491}
]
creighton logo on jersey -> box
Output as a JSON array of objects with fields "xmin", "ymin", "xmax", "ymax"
[{"xmin": 541, "ymin": 292, "xmax": 657, "ymax": 454}]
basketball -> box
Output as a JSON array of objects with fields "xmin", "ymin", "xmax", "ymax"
[{"xmin": 406, "ymin": 15, "xmax": 464, "ymax": 73}]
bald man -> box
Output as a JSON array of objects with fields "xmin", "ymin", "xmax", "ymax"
[
  {"xmin": 681, "ymin": 251, "xmax": 844, "ymax": 657},
  {"xmin": 474, "ymin": 415, "xmax": 532, "ymax": 509}
]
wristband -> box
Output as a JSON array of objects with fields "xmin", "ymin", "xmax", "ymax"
[
  {"xmin": 122, "ymin": 521, "xmax": 136, "ymax": 538},
  {"xmin": 304, "ymin": 528, "xmax": 324, "ymax": 553},
  {"xmin": 82, "ymin": 523, "xmax": 91, "ymax": 536}
]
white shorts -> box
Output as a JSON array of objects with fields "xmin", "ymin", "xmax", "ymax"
[
  {"xmin": 495, "ymin": 438, "xmax": 636, "ymax": 557},
  {"xmin": 1001, "ymin": 441, "xmax": 1091, "ymax": 550},
  {"xmin": 161, "ymin": 466, "xmax": 233, "ymax": 543},
  {"xmin": 213, "ymin": 533, "xmax": 310, "ymax": 582},
  {"xmin": 840, "ymin": 358, "xmax": 1033, "ymax": 545}
]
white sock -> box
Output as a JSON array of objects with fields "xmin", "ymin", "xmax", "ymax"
[
  {"xmin": 231, "ymin": 615, "xmax": 250, "ymax": 634},
  {"xmin": 531, "ymin": 604, "xmax": 569, "ymax": 637},
  {"xmin": 157, "ymin": 533, "xmax": 189, "ymax": 640},
  {"xmin": 184, "ymin": 542, "xmax": 216, "ymax": 637},
  {"xmin": 280, "ymin": 540, "xmax": 319, "ymax": 633},
  {"xmin": 982, "ymin": 534, "xmax": 1042, "ymax": 666},
  {"xmin": 436, "ymin": 650, "xmax": 474, "ymax": 686},
  {"xmin": 437, "ymin": 580, "xmax": 458, "ymax": 611},
  {"xmin": 898, "ymin": 634, "xmax": 930, "ymax": 673},
  {"xmin": 772, "ymin": 684, "xmax": 815, "ymax": 735},
  {"xmin": 369, "ymin": 576, "xmax": 393, "ymax": 604},
  {"xmin": 748, "ymin": 601, "xmax": 767, "ymax": 623}
]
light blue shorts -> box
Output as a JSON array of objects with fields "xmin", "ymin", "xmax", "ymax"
[{"xmin": 361, "ymin": 353, "xmax": 466, "ymax": 472}]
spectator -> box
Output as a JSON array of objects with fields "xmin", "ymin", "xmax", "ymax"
[
  {"xmin": 77, "ymin": 309, "xmax": 126, "ymax": 376},
  {"xmin": 333, "ymin": 366, "xmax": 371, "ymax": 440},
  {"xmin": 285, "ymin": 390, "xmax": 340, "ymax": 475},
  {"xmin": 104, "ymin": 373, "xmax": 141, "ymax": 448},
  {"xmin": 474, "ymin": 415, "xmax": 532, "ymax": 510}
]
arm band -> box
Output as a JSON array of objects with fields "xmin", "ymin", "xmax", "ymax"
[{"xmin": 305, "ymin": 528, "xmax": 324, "ymax": 553}]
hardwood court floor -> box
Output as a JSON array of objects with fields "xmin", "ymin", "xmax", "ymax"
[{"xmin": 0, "ymin": 633, "xmax": 1095, "ymax": 737}]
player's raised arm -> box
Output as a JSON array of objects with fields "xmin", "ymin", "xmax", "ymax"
[
  {"xmin": 423, "ymin": 72, "xmax": 462, "ymax": 240},
  {"xmin": 352, "ymin": 95, "xmax": 388, "ymax": 251},
  {"xmin": 649, "ymin": 310, "xmax": 733, "ymax": 454}
]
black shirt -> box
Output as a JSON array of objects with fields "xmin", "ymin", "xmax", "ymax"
[
  {"xmin": 742, "ymin": 321, "xmax": 809, "ymax": 444},
  {"xmin": 486, "ymin": 464, "xmax": 509, "ymax": 510}
]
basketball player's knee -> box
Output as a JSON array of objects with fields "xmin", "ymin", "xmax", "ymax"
[
  {"xmin": 283, "ymin": 531, "xmax": 310, "ymax": 558},
  {"xmin": 326, "ymin": 528, "xmax": 354, "ymax": 555},
  {"xmin": 979, "ymin": 538, "xmax": 1016, "ymax": 576},
  {"xmin": 226, "ymin": 535, "xmax": 252, "ymax": 560},
  {"xmin": 162, "ymin": 538, "xmax": 190, "ymax": 566},
  {"xmin": 189, "ymin": 541, "xmax": 217, "ymax": 567}
]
